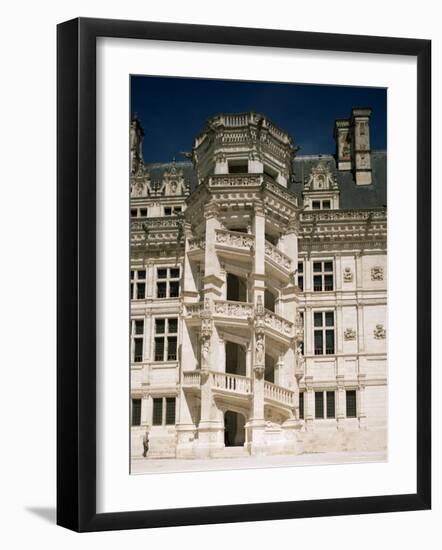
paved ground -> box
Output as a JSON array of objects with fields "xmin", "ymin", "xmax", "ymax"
[{"xmin": 131, "ymin": 450, "xmax": 387, "ymax": 475}]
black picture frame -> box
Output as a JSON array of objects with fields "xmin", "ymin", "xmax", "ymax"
[{"xmin": 57, "ymin": 17, "xmax": 431, "ymax": 532}]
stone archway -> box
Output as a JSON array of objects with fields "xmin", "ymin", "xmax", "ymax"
[{"xmin": 224, "ymin": 410, "xmax": 246, "ymax": 447}]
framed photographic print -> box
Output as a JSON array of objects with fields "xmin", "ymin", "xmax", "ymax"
[{"xmin": 57, "ymin": 17, "xmax": 431, "ymax": 532}]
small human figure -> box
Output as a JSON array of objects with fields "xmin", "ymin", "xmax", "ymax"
[{"xmin": 142, "ymin": 430, "xmax": 149, "ymax": 457}]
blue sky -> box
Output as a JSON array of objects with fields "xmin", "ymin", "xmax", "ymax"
[{"xmin": 131, "ymin": 75, "xmax": 386, "ymax": 164}]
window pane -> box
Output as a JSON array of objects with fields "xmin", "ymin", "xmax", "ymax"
[
  {"xmin": 324, "ymin": 262, "xmax": 333, "ymax": 272},
  {"xmin": 130, "ymin": 209, "xmax": 137, "ymax": 217},
  {"xmin": 152, "ymin": 398, "xmax": 163, "ymax": 425},
  {"xmin": 313, "ymin": 262, "xmax": 322, "ymax": 273},
  {"xmin": 137, "ymin": 283, "xmax": 145, "ymax": 299},
  {"xmin": 297, "ymin": 262, "xmax": 303, "ymax": 274},
  {"xmin": 130, "ymin": 283, "xmax": 134, "ymax": 299},
  {"xmin": 138, "ymin": 270, "xmax": 146, "ymax": 280},
  {"xmin": 346, "ymin": 390, "xmax": 357, "ymax": 418},
  {"xmin": 131, "ymin": 399, "xmax": 141, "ymax": 426},
  {"xmin": 299, "ymin": 392, "xmax": 304, "ymax": 420},
  {"xmin": 315, "ymin": 392, "xmax": 324, "ymax": 418},
  {"xmin": 155, "ymin": 318, "xmax": 165, "ymax": 334},
  {"xmin": 298, "ymin": 275, "xmax": 304, "ymax": 291},
  {"xmin": 135, "ymin": 320, "xmax": 144, "ymax": 335},
  {"xmin": 325, "ymin": 330, "xmax": 335, "ymax": 354},
  {"xmin": 312, "ymin": 201, "xmax": 320, "ymax": 210},
  {"xmin": 325, "ymin": 312, "xmax": 334, "ymax": 326},
  {"xmin": 157, "ymin": 268, "xmax": 167, "ymax": 279},
  {"xmin": 165, "ymin": 397, "xmax": 176, "ymax": 425},
  {"xmin": 313, "ymin": 275, "xmax": 322, "ymax": 291},
  {"xmin": 157, "ymin": 282, "xmax": 167, "ymax": 298},
  {"xmin": 140, "ymin": 208, "xmax": 147, "ymax": 217},
  {"xmin": 164, "ymin": 207, "xmax": 172, "ymax": 216},
  {"xmin": 154, "ymin": 337, "xmax": 164, "ymax": 361},
  {"xmin": 324, "ymin": 275, "xmax": 333, "ymax": 291},
  {"xmin": 167, "ymin": 336, "xmax": 177, "ymax": 361},
  {"xmin": 326, "ymin": 391, "xmax": 335, "ymax": 418},
  {"xmin": 314, "ymin": 331, "xmax": 323, "ymax": 355},
  {"xmin": 168, "ymin": 318, "xmax": 178, "ymax": 333},
  {"xmin": 169, "ymin": 281, "xmax": 179, "ymax": 298},
  {"xmin": 314, "ymin": 312, "xmax": 323, "ymax": 327},
  {"xmin": 134, "ymin": 338, "xmax": 143, "ymax": 362},
  {"xmin": 170, "ymin": 268, "xmax": 180, "ymax": 279},
  {"xmin": 323, "ymin": 201, "xmax": 331, "ymax": 209},
  {"xmin": 130, "ymin": 270, "xmax": 134, "ymax": 279}
]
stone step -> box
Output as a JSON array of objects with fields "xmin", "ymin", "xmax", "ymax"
[{"xmin": 211, "ymin": 446, "xmax": 250, "ymax": 458}]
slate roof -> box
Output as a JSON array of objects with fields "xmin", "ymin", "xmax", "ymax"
[{"xmin": 144, "ymin": 150, "xmax": 387, "ymax": 209}]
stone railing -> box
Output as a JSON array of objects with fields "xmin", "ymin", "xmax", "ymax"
[
  {"xmin": 213, "ymin": 300, "xmax": 254, "ymax": 320},
  {"xmin": 300, "ymin": 208, "xmax": 387, "ymax": 223},
  {"xmin": 215, "ymin": 229, "xmax": 255, "ymax": 251},
  {"xmin": 264, "ymin": 381, "xmax": 294, "ymax": 408},
  {"xmin": 131, "ymin": 217, "xmax": 181, "ymax": 232},
  {"xmin": 263, "ymin": 309, "xmax": 294, "ymax": 337},
  {"xmin": 264, "ymin": 240, "xmax": 293, "ymax": 271},
  {"xmin": 188, "ymin": 237, "xmax": 205, "ymax": 251},
  {"xmin": 208, "ymin": 174, "xmax": 263, "ymax": 187},
  {"xmin": 184, "ymin": 302, "xmax": 205, "ymax": 317},
  {"xmin": 182, "ymin": 371, "xmax": 201, "ymax": 387},
  {"xmin": 211, "ymin": 372, "xmax": 252, "ymax": 394}
]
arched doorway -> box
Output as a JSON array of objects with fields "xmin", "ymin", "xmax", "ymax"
[{"xmin": 224, "ymin": 411, "xmax": 246, "ymax": 447}]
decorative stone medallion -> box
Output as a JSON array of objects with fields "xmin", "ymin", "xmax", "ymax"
[
  {"xmin": 371, "ymin": 266, "xmax": 384, "ymax": 281},
  {"xmin": 344, "ymin": 328, "xmax": 356, "ymax": 340}
]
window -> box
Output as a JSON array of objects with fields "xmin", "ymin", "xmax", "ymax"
[
  {"xmin": 312, "ymin": 200, "xmax": 321, "ymax": 210},
  {"xmin": 313, "ymin": 260, "xmax": 334, "ymax": 291},
  {"xmin": 299, "ymin": 392, "xmax": 304, "ymax": 420},
  {"xmin": 131, "ymin": 398, "xmax": 141, "ymax": 426},
  {"xmin": 346, "ymin": 390, "xmax": 357, "ymax": 418},
  {"xmin": 140, "ymin": 208, "xmax": 147, "ymax": 217},
  {"xmin": 315, "ymin": 391, "xmax": 324, "ymax": 418},
  {"xmin": 156, "ymin": 267, "xmax": 180, "ymax": 298},
  {"xmin": 314, "ymin": 311, "xmax": 335, "ymax": 355},
  {"xmin": 323, "ymin": 200, "xmax": 331, "ymax": 209},
  {"xmin": 131, "ymin": 319, "xmax": 144, "ymax": 363},
  {"xmin": 152, "ymin": 398, "xmax": 163, "ymax": 425},
  {"xmin": 130, "ymin": 208, "xmax": 137, "ymax": 217},
  {"xmin": 311, "ymin": 199, "xmax": 332, "ymax": 210},
  {"xmin": 165, "ymin": 397, "xmax": 176, "ymax": 425},
  {"xmin": 154, "ymin": 318, "xmax": 178, "ymax": 361},
  {"xmin": 297, "ymin": 262, "xmax": 304, "ymax": 291},
  {"xmin": 152, "ymin": 397, "xmax": 176, "ymax": 426},
  {"xmin": 228, "ymin": 162, "xmax": 248, "ymax": 174},
  {"xmin": 164, "ymin": 206, "xmax": 182, "ymax": 216},
  {"xmin": 315, "ymin": 391, "xmax": 335, "ymax": 419},
  {"xmin": 131, "ymin": 269, "xmax": 146, "ymax": 300}
]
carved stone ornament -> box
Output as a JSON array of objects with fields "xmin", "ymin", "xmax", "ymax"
[
  {"xmin": 371, "ymin": 266, "xmax": 384, "ymax": 281},
  {"xmin": 344, "ymin": 328, "xmax": 356, "ymax": 340},
  {"xmin": 343, "ymin": 267, "xmax": 353, "ymax": 282},
  {"xmin": 373, "ymin": 324, "xmax": 386, "ymax": 339},
  {"xmin": 255, "ymin": 332, "xmax": 265, "ymax": 367}
]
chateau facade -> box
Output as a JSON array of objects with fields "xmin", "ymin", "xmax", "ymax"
[{"xmin": 130, "ymin": 109, "xmax": 387, "ymax": 460}]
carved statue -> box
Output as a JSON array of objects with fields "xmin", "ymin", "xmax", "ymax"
[{"xmin": 255, "ymin": 334, "xmax": 265, "ymax": 365}]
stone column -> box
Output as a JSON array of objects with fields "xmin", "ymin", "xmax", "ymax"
[
  {"xmin": 336, "ymin": 374, "xmax": 346, "ymax": 431},
  {"xmin": 358, "ymin": 374, "xmax": 367, "ymax": 429},
  {"xmin": 196, "ymin": 314, "xmax": 223, "ymax": 456},
  {"xmin": 251, "ymin": 203, "xmax": 266, "ymax": 307},
  {"xmin": 182, "ymin": 222, "xmax": 199, "ymax": 301},
  {"xmin": 202, "ymin": 203, "xmax": 223, "ymax": 302},
  {"xmin": 304, "ymin": 375, "xmax": 314, "ymax": 431},
  {"xmin": 249, "ymin": 313, "xmax": 266, "ymax": 455}
]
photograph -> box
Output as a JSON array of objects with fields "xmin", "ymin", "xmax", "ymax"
[{"xmin": 129, "ymin": 76, "xmax": 388, "ymax": 474}]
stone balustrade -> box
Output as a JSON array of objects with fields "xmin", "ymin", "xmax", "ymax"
[
  {"xmin": 208, "ymin": 174, "xmax": 263, "ymax": 187},
  {"xmin": 264, "ymin": 240, "xmax": 293, "ymax": 271},
  {"xmin": 182, "ymin": 371, "xmax": 201, "ymax": 387},
  {"xmin": 263, "ymin": 308, "xmax": 294, "ymax": 337},
  {"xmin": 213, "ymin": 300, "xmax": 254, "ymax": 320},
  {"xmin": 188, "ymin": 237, "xmax": 205, "ymax": 251},
  {"xmin": 215, "ymin": 229, "xmax": 255, "ymax": 251},
  {"xmin": 264, "ymin": 381, "xmax": 294, "ymax": 407},
  {"xmin": 211, "ymin": 372, "xmax": 252, "ymax": 394}
]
